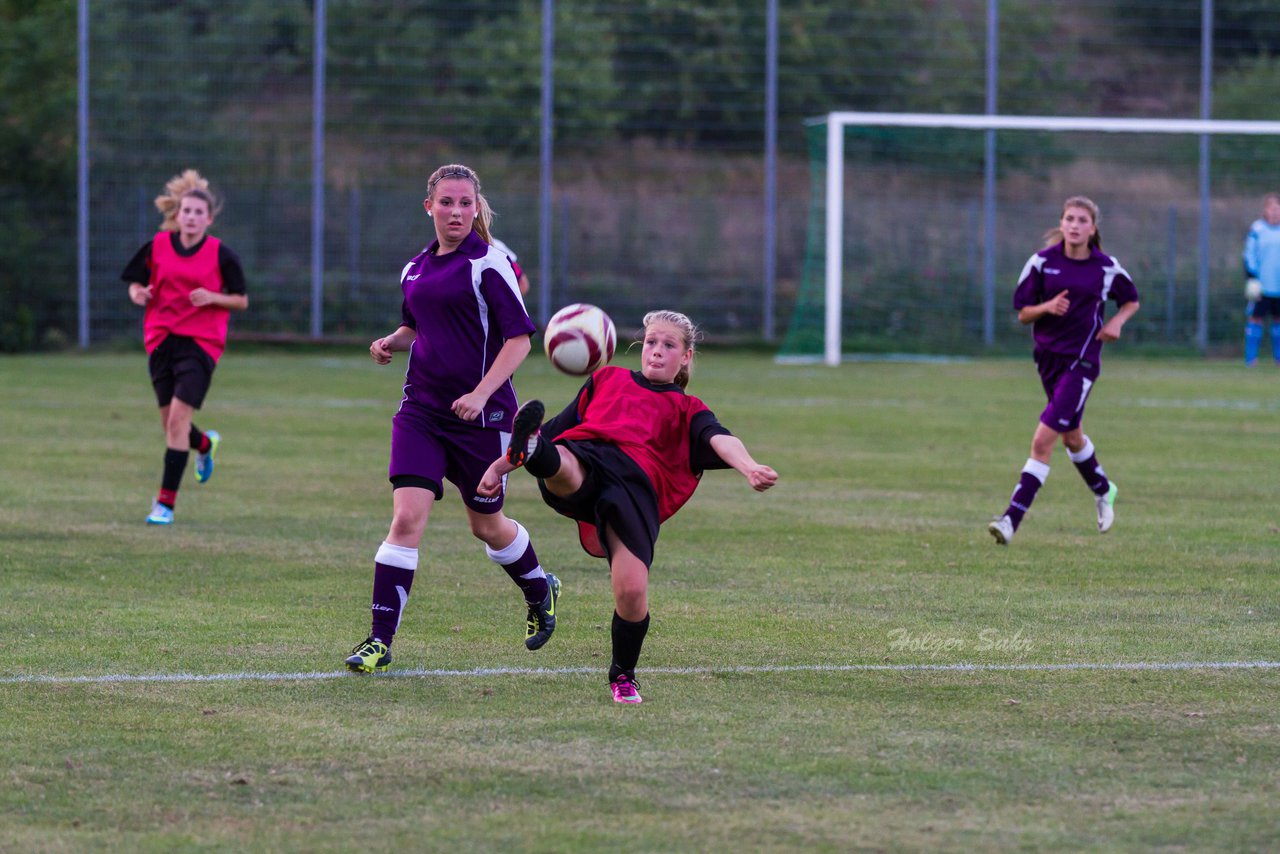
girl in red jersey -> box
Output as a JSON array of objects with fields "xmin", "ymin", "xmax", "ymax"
[
  {"xmin": 479, "ymin": 310, "xmax": 778, "ymax": 704},
  {"xmin": 122, "ymin": 170, "xmax": 248, "ymax": 525}
]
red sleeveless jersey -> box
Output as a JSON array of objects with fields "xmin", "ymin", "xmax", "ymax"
[
  {"xmin": 555, "ymin": 366, "xmax": 709, "ymax": 522},
  {"xmin": 144, "ymin": 233, "xmax": 230, "ymax": 361}
]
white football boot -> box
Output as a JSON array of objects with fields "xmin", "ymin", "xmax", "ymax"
[
  {"xmin": 988, "ymin": 515, "xmax": 1015, "ymax": 545},
  {"xmin": 1096, "ymin": 483, "xmax": 1117, "ymax": 533}
]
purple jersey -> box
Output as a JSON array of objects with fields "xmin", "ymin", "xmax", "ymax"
[
  {"xmin": 397, "ymin": 230, "xmax": 535, "ymax": 430},
  {"xmin": 1013, "ymin": 242, "xmax": 1139, "ymax": 365}
]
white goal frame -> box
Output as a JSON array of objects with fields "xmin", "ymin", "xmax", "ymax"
[{"xmin": 812, "ymin": 112, "xmax": 1280, "ymax": 366}]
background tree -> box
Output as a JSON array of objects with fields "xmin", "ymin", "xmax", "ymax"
[{"xmin": 0, "ymin": 0, "xmax": 77, "ymax": 350}]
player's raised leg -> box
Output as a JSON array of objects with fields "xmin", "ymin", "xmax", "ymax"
[{"xmin": 507, "ymin": 399, "xmax": 554, "ymax": 473}]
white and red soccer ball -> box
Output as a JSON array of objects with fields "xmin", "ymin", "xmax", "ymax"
[{"xmin": 543, "ymin": 303, "xmax": 616, "ymax": 376}]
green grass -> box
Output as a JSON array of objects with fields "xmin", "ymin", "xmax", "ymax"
[{"xmin": 2, "ymin": 350, "xmax": 1278, "ymax": 852}]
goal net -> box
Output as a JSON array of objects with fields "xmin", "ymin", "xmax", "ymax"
[{"xmin": 779, "ymin": 112, "xmax": 1280, "ymax": 365}]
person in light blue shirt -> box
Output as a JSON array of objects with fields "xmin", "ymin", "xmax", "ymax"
[{"xmin": 1241, "ymin": 193, "xmax": 1280, "ymax": 366}]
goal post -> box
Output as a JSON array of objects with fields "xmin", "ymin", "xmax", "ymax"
[{"xmin": 790, "ymin": 111, "xmax": 1280, "ymax": 366}]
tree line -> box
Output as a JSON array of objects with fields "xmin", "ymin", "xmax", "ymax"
[{"xmin": 5, "ymin": 0, "xmax": 1280, "ymax": 350}]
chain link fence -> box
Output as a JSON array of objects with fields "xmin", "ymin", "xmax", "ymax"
[{"xmin": 14, "ymin": 1, "xmax": 1280, "ymax": 351}]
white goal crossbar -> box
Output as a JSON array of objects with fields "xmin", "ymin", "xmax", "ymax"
[{"xmin": 812, "ymin": 112, "xmax": 1280, "ymax": 365}]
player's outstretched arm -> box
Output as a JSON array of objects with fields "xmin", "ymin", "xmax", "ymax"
[
  {"xmin": 189, "ymin": 288, "xmax": 248, "ymax": 311},
  {"xmin": 452, "ymin": 334, "xmax": 533, "ymax": 421},
  {"xmin": 1018, "ymin": 290, "xmax": 1070, "ymax": 324},
  {"xmin": 709, "ymin": 434, "xmax": 778, "ymax": 493},
  {"xmin": 370, "ymin": 326, "xmax": 415, "ymax": 365},
  {"xmin": 478, "ymin": 456, "xmax": 517, "ymax": 497},
  {"xmin": 128, "ymin": 283, "xmax": 153, "ymax": 306},
  {"xmin": 1097, "ymin": 300, "xmax": 1140, "ymax": 342}
]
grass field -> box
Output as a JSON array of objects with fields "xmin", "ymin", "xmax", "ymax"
[{"xmin": 2, "ymin": 347, "xmax": 1278, "ymax": 852}]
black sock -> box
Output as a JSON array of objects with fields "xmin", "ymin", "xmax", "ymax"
[
  {"xmin": 160, "ymin": 449, "xmax": 189, "ymax": 506},
  {"xmin": 608, "ymin": 611, "xmax": 650, "ymax": 681},
  {"xmin": 188, "ymin": 424, "xmax": 208, "ymax": 452},
  {"xmin": 524, "ymin": 436, "xmax": 562, "ymax": 479}
]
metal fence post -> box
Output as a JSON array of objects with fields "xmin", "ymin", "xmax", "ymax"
[
  {"xmin": 981, "ymin": 0, "xmax": 998, "ymax": 348},
  {"xmin": 763, "ymin": 0, "xmax": 777, "ymax": 341},
  {"xmin": 1167, "ymin": 206, "xmax": 1178, "ymax": 342},
  {"xmin": 77, "ymin": 0, "xmax": 90, "ymax": 348},
  {"xmin": 311, "ymin": 0, "xmax": 327, "ymax": 339},
  {"xmin": 539, "ymin": 0, "xmax": 555, "ymax": 327},
  {"xmin": 1196, "ymin": 0, "xmax": 1213, "ymax": 352}
]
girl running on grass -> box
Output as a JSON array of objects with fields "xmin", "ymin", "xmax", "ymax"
[
  {"xmin": 122, "ymin": 169, "xmax": 248, "ymax": 525},
  {"xmin": 479, "ymin": 310, "xmax": 778, "ymax": 704},
  {"xmin": 987, "ymin": 195, "xmax": 1140, "ymax": 545},
  {"xmin": 344, "ymin": 164, "xmax": 559, "ymax": 675}
]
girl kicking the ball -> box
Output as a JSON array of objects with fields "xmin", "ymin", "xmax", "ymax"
[
  {"xmin": 987, "ymin": 196, "xmax": 1140, "ymax": 545},
  {"xmin": 479, "ymin": 310, "xmax": 778, "ymax": 704},
  {"xmin": 344, "ymin": 163, "xmax": 560, "ymax": 675}
]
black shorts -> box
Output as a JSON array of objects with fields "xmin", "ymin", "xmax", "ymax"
[
  {"xmin": 1249, "ymin": 295, "xmax": 1280, "ymax": 319},
  {"xmin": 538, "ymin": 439, "xmax": 661, "ymax": 567},
  {"xmin": 149, "ymin": 335, "xmax": 216, "ymax": 409}
]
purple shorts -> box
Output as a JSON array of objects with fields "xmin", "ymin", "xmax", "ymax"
[
  {"xmin": 389, "ymin": 402, "xmax": 508, "ymax": 514},
  {"xmin": 1034, "ymin": 351, "xmax": 1100, "ymax": 433}
]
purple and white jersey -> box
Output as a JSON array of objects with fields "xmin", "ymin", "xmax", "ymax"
[
  {"xmin": 1013, "ymin": 242, "xmax": 1139, "ymax": 365},
  {"xmin": 397, "ymin": 230, "xmax": 535, "ymax": 431}
]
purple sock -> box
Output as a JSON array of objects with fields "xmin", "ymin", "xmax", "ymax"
[
  {"xmin": 370, "ymin": 542, "xmax": 417, "ymax": 644},
  {"xmin": 1068, "ymin": 436, "xmax": 1110, "ymax": 496},
  {"xmin": 486, "ymin": 521, "xmax": 549, "ymax": 604},
  {"xmin": 1004, "ymin": 459, "xmax": 1049, "ymax": 529}
]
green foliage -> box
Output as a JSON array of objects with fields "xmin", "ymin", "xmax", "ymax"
[
  {"xmin": 601, "ymin": 1, "xmax": 767, "ymax": 144},
  {"xmin": 324, "ymin": 0, "xmax": 619, "ymax": 153},
  {"xmin": 779, "ymin": 1, "xmax": 984, "ymax": 145},
  {"xmin": 0, "ymin": 303, "xmax": 35, "ymax": 353},
  {"xmin": 0, "ymin": 0, "xmax": 77, "ymax": 352},
  {"xmin": 89, "ymin": 0, "xmax": 312, "ymax": 182},
  {"xmin": 1113, "ymin": 0, "xmax": 1280, "ymax": 59},
  {"xmin": 1210, "ymin": 52, "xmax": 1280, "ymax": 189},
  {"xmin": 9, "ymin": 0, "xmax": 1280, "ymax": 352}
]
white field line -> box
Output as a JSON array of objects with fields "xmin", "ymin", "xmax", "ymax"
[{"xmin": 2, "ymin": 660, "xmax": 1278, "ymax": 687}]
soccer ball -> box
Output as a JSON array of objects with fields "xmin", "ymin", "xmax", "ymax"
[
  {"xmin": 1246, "ymin": 278, "xmax": 1263, "ymax": 302},
  {"xmin": 543, "ymin": 303, "xmax": 616, "ymax": 376}
]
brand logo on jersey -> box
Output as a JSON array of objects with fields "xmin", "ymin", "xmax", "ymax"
[
  {"xmin": 1044, "ymin": 267, "xmax": 1061, "ymax": 275},
  {"xmin": 405, "ymin": 274, "xmax": 421, "ymax": 281},
  {"xmin": 489, "ymin": 410, "xmax": 505, "ymax": 422}
]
